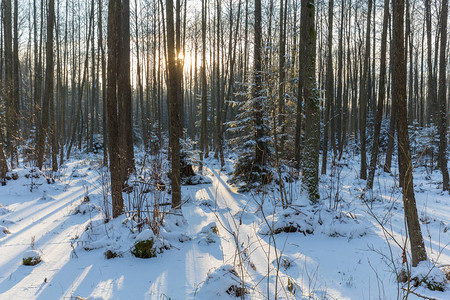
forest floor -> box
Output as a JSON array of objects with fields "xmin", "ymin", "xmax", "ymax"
[{"xmin": 0, "ymin": 151, "xmax": 449, "ymax": 299}]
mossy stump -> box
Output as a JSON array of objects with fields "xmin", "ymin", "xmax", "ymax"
[{"xmin": 131, "ymin": 239, "xmax": 157, "ymax": 259}]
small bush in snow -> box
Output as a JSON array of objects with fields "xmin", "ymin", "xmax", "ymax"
[
  {"xmin": 0, "ymin": 225, "xmax": 10, "ymax": 237},
  {"xmin": 22, "ymin": 250, "xmax": 41, "ymax": 266},
  {"xmin": 226, "ymin": 284, "xmax": 248, "ymax": 297},
  {"xmin": 104, "ymin": 249, "xmax": 119, "ymax": 259},
  {"xmin": 399, "ymin": 261, "xmax": 448, "ymax": 292},
  {"xmin": 196, "ymin": 264, "xmax": 249, "ymax": 298}
]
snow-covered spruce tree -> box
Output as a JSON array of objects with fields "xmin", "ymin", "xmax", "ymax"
[
  {"xmin": 300, "ymin": 0, "xmax": 320, "ymax": 202},
  {"xmin": 228, "ymin": 83, "xmax": 272, "ymax": 189},
  {"xmin": 229, "ymin": 0, "xmax": 272, "ymax": 190}
]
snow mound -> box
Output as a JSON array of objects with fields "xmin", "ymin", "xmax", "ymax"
[
  {"xmin": 320, "ymin": 210, "xmax": 370, "ymax": 238},
  {"xmin": 22, "ymin": 250, "xmax": 41, "ymax": 265},
  {"xmin": 72, "ymin": 202, "xmax": 100, "ymax": 215},
  {"xmin": 0, "ymin": 207, "xmax": 11, "ymax": 215},
  {"xmin": 135, "ymin": 228, "xmax": 155, "ymax": 243},
  {"xmin": 78, "ymin": 216, "xmax": 172, "ymax": 256},
  {"xmin": 260, "ymin": 207, "xmax": 371, "ymax": 239},
  {"xmin": 0, "ymin": 225, "xmax": 10, "ymax": 237},
  {"xmin": 159, "ymin": 213, "xmax": 191, "ymax": 244},
  {"xmin": 409, "ymin": 260, "xmax": 448, "ymax": 291},
  {"xmin": 198, "ymin": 222, "xmax": 220, "ymax": 245},
  {"xmin": 182, "ymin": 174, "xmax": 212, "ymax": 185},
  {"xmin": 196, "ymin": 264, "xmax": 249, "ymax": 298},
  {"xmin": 23, "ymin": 250, "xmax": 40, "ymax": 259},
  {"xmin": 71, "ymin": 169, "xmax": 87, "ymax": 178},
  {"xmin": 260, "ymin": 207, "xmax": 315, "ymax": 235},
  {"xmin": 77, "ymin": 218, "xmax": 127, "ymax": 252}
]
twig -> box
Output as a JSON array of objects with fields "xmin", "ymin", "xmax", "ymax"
[{"xmin": 401, "ymin": 287, "xmax": 438, "ymax": 300}]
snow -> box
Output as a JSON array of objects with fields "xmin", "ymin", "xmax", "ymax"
[
  {"xmin": 23, "ymin": 250, "xmax": 41, "ymax": 260},
  {"xmin": 0, "ymin": 153, "xmax": 449, "ymax": 299},
  {"xmin": 135, "ymin": 229, "xmax": 155, "ymax": 243}
]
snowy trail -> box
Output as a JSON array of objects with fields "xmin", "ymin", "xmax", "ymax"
[{"xmin": 200, "ymin": 166, "xmax": 293, "ymax": 299}]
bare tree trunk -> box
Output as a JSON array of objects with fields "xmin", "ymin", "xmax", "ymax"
[
  {"xmin": 322, "ymin": 0, "xmax": 334, "ymax": 175},
  {"xmin": 393, "ymin": 0, "xmax": 427, "ymax": 267},
  {"xmin": 118, "ymin": 0, "xmax": 134, "ymax": 180},
  {"xmin": 301, "ymin": 0, "xmax": 320, "ymax": 202},
  {"xmin": 278, "ymin": 0, "xmax": 287, "ymax": 155},
  {"xmin": 359, "ymin": 0, "xmax": 371, "ymax": 180},
  {"xmin": 294, "ymin": 0, "xmax": 304, "ymax": 168},
  {"xmin": 438, "ymin": 0, "xmax": 450, "ymax": 191},
  {"xmin": 367, "ymin": 0, "xmax": 389, "ymax": 189},
  {"xmin": 336, "ymin": 0, "xmax": 344, "ymax": 158},
  {"xmin": 11, "ymin": 0, "xmax": 19, "ymax": 168},
  {"xmin": 107, "ymin": 0, "xmax": 123, "ymax": 218},
  {"xmin": 166, "ymin": 0, "xmax": 182, "ymax": 209},
  {"xmin": 199, "ymin": 0, "xmax": 207, "ymax": 171},
  {"xmin": 425, "ymin": 0, "xmax": 438, "ymax": 124},
  {"xmin": 99, "ymin": 0, "xmax": 108, "ymax": 165},
  {"xmin": 37, "ymin": 0, "xmax": 55, "ymax": 170},
  {"xmin": 134, "ymin": 0, "xmax": 146, "ymax": 150},
  {"xmin": 3, "ymin": 0, "xmax": 14, "ymax": 167},
  {"xmin": 253, "ymin": 0, "xmax": 268, "ymax": 182}
]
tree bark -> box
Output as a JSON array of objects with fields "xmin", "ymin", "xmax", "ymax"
[
  {"xmin": 393, "ymin": 0, "xmax": 427, "ymax": 267},
  {"xmin": 200, "ymin": 0, "xmax": 207, "ymax": 171},
  {"xmin": 301, "ymin": 0, "xmax": 320, "ymax": 202},
  {"xmin": 166, "ymin": 0, "xmax": 182, "ymax": 209},
  {"xmin": 107, "ymin": 0, "xmax": 124, "ymax": 218},
  {"xmin": 118, "ymin": 0, "xmax": 134, "ymax": 180},
  {"xmin": 253, "ymin": 0, "xmax": 268, "ymax": 181},
  {"xmin": 425, "ymin": 0, "xmax": 438, "ymax": 124},
  {"xmin": 359, "ymin": 0, "xmax": 371, "ymax": 180},
  {"xmin": 438, "ymin": 0, "xmax": 450, "ymax": 191},
  {"xmin": 37, "ymin": 0, "xmax": 55, "ymax": 170},
  {"xmin": 322, "ymin": 0, "xmax": 334, "ymax": 175},
  {"xmin": 367, "ymin": 0, "xmax": 389, "ymax": 189}
]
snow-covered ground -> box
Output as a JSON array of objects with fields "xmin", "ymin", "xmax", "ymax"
[{"xmin": 0, "ymin": 152, "xmax": 449, "ymax": 299}]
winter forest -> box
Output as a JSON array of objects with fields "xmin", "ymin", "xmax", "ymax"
[{"xmin": 0, "ymin": 0, "xmax": 449, "ymax": 298}]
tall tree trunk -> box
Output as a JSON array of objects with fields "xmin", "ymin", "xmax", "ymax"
[
  {"xmin": 359, "ymin": 0, "xmax": 371, "ymax": 180},
  {"xmin": 438, "ymin": 0, "xmax": 450, "ymax": 191},
  {"xmin": 425, "ymin": 0, "xmax": 438, "ymax": 124},
  {"xmin": 253, "ymin": 0, "xmax": 268, "ymax": 182},
  {"xmin": 278, "ymin": 0, "xmax": 287, "ymax": 155},
  {"xmin": 107, "ymin": 0, "xmax": 123, "ymax": 218},
  {"xmin": 393, "ymin": 0, "xmax": 427, "ymax": 267},
  {"xmin": 3, "ymin": 0, "xmax": 14, "ymax": 167},
  {"xmin": 99, "ymin": 0, "xmax": 108, "ymax": 165},
  {"xmin": 322, "ymin": 0, "xmax": 334, "ymax": 174},
  {"xmin": 118, "ymin": 0, "xmax": 134, "ymax": 180},
  {"xmin": 11, "ymin": 0, "xmax": 19, "ymax": 168},
  {"xmin": 336, "ymin": 0, "xmax": 344, "ymax": 158},
  {"xmin": 301, "ymin": 0, "xmax": 320, "ymax": 202},
  {"xmin": 367, "ymin": 0, "xmax": 389, "ymax": 190},
  {"xmin": 200, "ymin": 0, "xmax": 207, "ymax": 170},
  {"xmin": 166, "ymin": 0, "xmax": 182, "ymax": 209},
  {"xmin": 134, "ymin": 0, "xmax": 146, "ymax": 149},
  {"xmin": 37, "ymin": 0, "xmax": 55, "ymax": 170}
]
